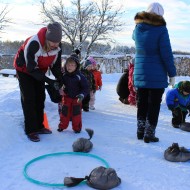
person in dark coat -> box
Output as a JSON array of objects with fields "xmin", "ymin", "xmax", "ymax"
[
  {"xmin": 13, "ymin": 22, "xmax": 64, "ymax": 142},
  {"xmin": 116, "ymin": 68, "xmax": 130, "ymax": 104},
  {"xmin": 80, "ymin": 60, "xmax": 96, "ymax": 112},
  {"xmin": 57, "ymin": 51, "xmax": 89, "ymax": 133},
  {"xmin": 133, "ymin": 2, "xmax": 176, "ymax": 143},
  {"xmin": 166, "ymin": 81, "xmax": 190, "ymax": 128}
]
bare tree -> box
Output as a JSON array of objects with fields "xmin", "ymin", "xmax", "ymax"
[
  {"xmin": 40, "ymin": 0, "xmax": 124, "ymax": 58},
  {"xmin": 0, "ymin": 2, "xmax": 11, "ymax": 36}
]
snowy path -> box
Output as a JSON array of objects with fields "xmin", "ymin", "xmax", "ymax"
[{"xmin": 0, "ymin": 74, "xmax": 190, "ymax": 190}]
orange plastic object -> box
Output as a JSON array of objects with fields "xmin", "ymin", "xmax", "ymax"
[{"xmin": 43, "ymin": 112, "xmax": 50, "ymax": 129}]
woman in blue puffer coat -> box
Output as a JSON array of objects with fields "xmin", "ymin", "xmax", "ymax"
[{"xmin": 133, "ymin": 2, "xmax": 176, "ymax": 143}]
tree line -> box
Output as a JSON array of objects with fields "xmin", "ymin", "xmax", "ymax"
[
  {"xmin": 1, "ymin": 40, "xmax": 188, "ymax": 56},
  {"xmin": 0, "ymin": 0, "xmax": 126, "ymax": 58},
  {"xmin": 1, "ymin": 0, "xmax": 190, "ymax": 57},
  {"xmin": 0, "ymin": 40, "xmax": 136, "ymax": 55}
]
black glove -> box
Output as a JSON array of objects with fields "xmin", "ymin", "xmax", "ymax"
[
  {"xmin": 172, "ymin": 107, "xmax": 181, "ymax": 117},
  {"xmin": 168, "ymin": 105, "xmax": 175, "ymax": 111},
  {"xmin": 44, "ymin": 76, "xmax": 60, "ymax": 90},
  {"xmin": 76, "ymin": 94, "xmax": 84, "ymax": 103},
  {"xmin": 57, "ymin": 77, "xmax": 65, "ymax": 89}
]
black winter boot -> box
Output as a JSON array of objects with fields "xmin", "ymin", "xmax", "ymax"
[
  {"xmin": 144, "ymin": 124, "xmax": 159, "ymax": 143},
  {"xmin": 137, "ymin": 120, "xmax": 145, "ymax": 140}
]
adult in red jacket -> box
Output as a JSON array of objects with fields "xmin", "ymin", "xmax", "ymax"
[{"xmin": 13, "ymin": 22, "xmax": 63, "ymax": 142}]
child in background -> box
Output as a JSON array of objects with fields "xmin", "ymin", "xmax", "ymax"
[
  {"xmin": 96, "ymin": 64, "xmax": 101, "ymax": 72},
  {"xmin": 80, "ymin": 60, "xmax": 96, "ymax": 112},
  {"xmin": 57, "ymin": 51, "xmax": 89, "ymax": 133},
  {"xmin": 166, "ymin": 81, "xmax": 190, "ymax": 128},
  {"xmin": 88, "ymin": 57, "xmax": 102, "ymax": 110}
]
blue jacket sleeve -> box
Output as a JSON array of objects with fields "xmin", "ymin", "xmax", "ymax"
[{"xmin": 166, "ymin": 89, "xmax": 178, "ymax": 110}]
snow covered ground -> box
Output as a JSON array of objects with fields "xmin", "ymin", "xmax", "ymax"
[{"xmin": 0, "ymin": 73, "xmax": 190, "ymax": 190}]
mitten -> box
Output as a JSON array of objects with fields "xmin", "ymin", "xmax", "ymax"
[
  {"xmin": 99, "ymin": 86, "xmax": 102, "ymax": 91},
  {"xmin": 172, "ymin": 107, "xmax": 181, "ymax": 117},
  {"xmin": 44, "ymin": 76, "xmax": 60, "ymax": 90},
  {"xmin": 58, "ymin": 78, "xmax": 65, "ymax": 89},
  {"xmin": 76, "ymin": 94, "xmax": 84, "ymax": 103},
  {"xmin": 169, "ymin": 77, "xmax": 175, "ymax": 86},
  {"xmin": 168, "ymin": 105, "xmax": 175, "ymax": 111}
]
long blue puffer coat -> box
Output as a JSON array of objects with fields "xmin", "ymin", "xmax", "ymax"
[{"xmin": 132, "ymin": 11, "xmax": 176, "ymax": 88}]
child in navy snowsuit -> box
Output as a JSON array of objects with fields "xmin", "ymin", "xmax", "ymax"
[
  {"xmin": 57, "ymin": 52, "xmax": 89, "ymax": 133},
  {"xmin": 166, "ymin": 81, "xmax": 190, "ymax": 128}
]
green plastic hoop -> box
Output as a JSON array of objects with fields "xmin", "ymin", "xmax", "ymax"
[{"xmin": 23, "ymin": 152, "xmax": 110, "ymax": 187}]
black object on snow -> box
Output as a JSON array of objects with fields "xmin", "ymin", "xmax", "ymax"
[{"xmin": 164, "ymin": 143, "xmax": 190, "ymax": 162}]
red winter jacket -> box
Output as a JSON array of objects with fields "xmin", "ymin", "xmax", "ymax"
[
  {"xmin": 128, "ymin": 62, "xmax": 136, "ymax": 106},
  {"xmin": 91, "ymin": 69, "xmax": 102, "ymax": 90},
  {"xmin": 13, "ymin": 27, "xmax": 62, "ymax": 81}
]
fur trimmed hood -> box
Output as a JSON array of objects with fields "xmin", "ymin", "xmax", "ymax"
[{"xmin": 134, "ymin": 11, "xmax": 166, "ymax": 26}]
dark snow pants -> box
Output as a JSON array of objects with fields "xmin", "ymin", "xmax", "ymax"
[
  {"xmin": 17, "ymin": 71, "xmax": 45, "ymax": 134},
  {"xmin": 82, "ymin": 93, "xmax": 90, "ymax": 111},
  {"xmin": 137, "ymin": 88, "xmax": 164, "ymax": 126},
  {"xmin": 172, "ymin": 108, "xmax": 187, "ymax": 125},
  {"xmin": 59, "ymin": 95, "xmax": 82, "ymax": 132}
]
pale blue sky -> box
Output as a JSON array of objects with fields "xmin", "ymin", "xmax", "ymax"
[{"xmin": 1, "ymin": 0, "xmax": 190, "ymax": 52}]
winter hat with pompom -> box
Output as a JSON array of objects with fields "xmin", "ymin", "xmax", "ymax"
[
  {"xmin": 146, "ymin": 2, "xmax": 164, "ymax": 16},
  {"xmin": 46, "ymin": 22, "xmax": 62, "ymax": 43},
  {"xmin": 84, "ymin": 59, "xmax": 92, "ymax": 69},
  {"xmin": 88, "ymin": 57, "xmax": 97, "ymax": 66},
  {"xmin": 67, "ymin": 54, "xmax": 79, "ymax": 65}
]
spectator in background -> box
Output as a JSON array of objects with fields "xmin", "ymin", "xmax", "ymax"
[
  {"xmin": 13, "ymin": 22, "xmax": 64, "ymax": 142},
  {"xmin": 133, "ymin": 2, "xmax": 176, "ymax": 143},
  {"xmin": 80, "ymin": 60, "xmax": 96, "ymax": 112},
  {"xmin": 128, "ymin": 58, "xmax": 136, "ymax": 106},
  {"xmin": 116, "ymin": 68, "xmax": 129, "ymax": 104},
  {"xmin": 88, "ymin": 57, "xmax": 102, "ymax": 110}
]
